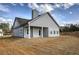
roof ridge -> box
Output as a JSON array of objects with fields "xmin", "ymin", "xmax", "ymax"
[
  {"xmin": 15, "ymin": 17, "xmax": 31, "ymax": 20},
  {"xmin": 47, "ymin": 12, "xmax": 59, "ymax": 27}
]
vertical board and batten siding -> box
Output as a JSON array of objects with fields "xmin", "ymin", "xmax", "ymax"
[
  {"xmin": 24, "ymin": 27, "xmax": 29, "ymax": 38},
  {"xmin": 12, "ymin": 20, "xmax": 24, "ymax": 37},
  {"xmin": 30, "ymin": 13, "xmax": 60, "ymax": 37},
  {"xmin": 12, "ymin": 27, "xmax": 24, "ymax": 37},
  {"xmin": 12, "ymin": 20, "xmax": 20, "ymax": 29}
]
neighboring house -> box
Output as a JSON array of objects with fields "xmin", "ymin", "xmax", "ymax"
[
  {"xmin": 0, "ymin": 29, "xmax": 3, "ymax": 37},
  {"xmin": 11, "ymin": 10, "xmax": 60, "ymax": 38}
]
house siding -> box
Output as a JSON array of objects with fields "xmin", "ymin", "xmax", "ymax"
[
  {"xmin": 24, "ymin": 27, "xmax": 29, "ymax": 38},
  {"xmin": 32, "ymin": 27, "xmax": 40, "ymax": 37},
  {"xmin": 30, "ymin": 13, "xmax": 60, "ymax": 37},
  {"xmin": 12, "ymin": 20, "xmax": 20, "ymax": 29},
  {"xmin": 12, "ymin": 27, "xmax": 24, "ymax": 37},
  {"xmin": 48, "ymin": 27, "xmax": 59, "ymax": 37},
  {"xmin": 32, "ymin": 10, "xmax": 39, "ymax": 19},
  {"xmin": 12, "ymin": 11, "xmax": 60, "ymax": 38}
]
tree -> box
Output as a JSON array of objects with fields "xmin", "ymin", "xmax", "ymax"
[
  {"xmin": 60, "ymin": 24, "xmax": 79, "ymax": 32},
  {"xmin": 0, "ymin": 23, "xmax": 9, "ymax": 34}
]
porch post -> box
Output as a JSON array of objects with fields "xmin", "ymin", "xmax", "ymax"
[
  {"xmin": 28, "ymin": 22, "xmax": 31, "ymax": 39},
  {"xmin": 41, "ymin": 27, "xmax": 43, "ymax": 38}
]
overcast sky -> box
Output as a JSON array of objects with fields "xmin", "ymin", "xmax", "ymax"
[{"xmin": 0, "ymin": 3, "xmax": 79, "ymax": 26}]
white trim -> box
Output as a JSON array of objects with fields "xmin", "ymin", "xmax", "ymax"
[
  {"xmin": 28, "ymin": 22, "xmax": 31, "ymax": 39},
  {"xmin": 41, "ymin": 27, "xmax": 43, "ymax": 38}
]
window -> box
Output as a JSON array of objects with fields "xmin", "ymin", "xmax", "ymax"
[
  {"xmin": 50, "ymin": 31, "xmax": 52, "ymax": 34},
  {"xmin": 39, "ymin": 30, "xmax": 41, "ymax": 36},
  {"xmin": 27, "ymin": 28, "xmax": 28, "ymax": 34},
  {"xmin": 57, "ymin": 31, "xmax": 59, "ymax": 34},
  {"xmin": 54, "ymin": 31, "xmax": 55, "ymax": 34}
]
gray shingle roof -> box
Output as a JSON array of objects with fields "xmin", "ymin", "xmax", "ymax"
[{"xmin": 15, "ymin": 17, "xmax": 31, "ymax": 26}]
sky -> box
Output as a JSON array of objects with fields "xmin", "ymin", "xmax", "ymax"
[{"xmin": 0, "ymin": 3, "xmax": 79, "ymax": 27}]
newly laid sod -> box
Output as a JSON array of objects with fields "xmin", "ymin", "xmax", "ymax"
[{"xmin": 0, "ymin": 35, "xmax": 79, "ymax": 55}]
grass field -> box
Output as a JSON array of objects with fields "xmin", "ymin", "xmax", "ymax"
[{"xmin": 0, "ymin": 34, "xmax": 79, "ymax": 55}]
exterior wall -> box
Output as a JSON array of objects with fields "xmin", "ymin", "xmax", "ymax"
[
  {"xmin": 30, "ymin": 13, "xmax": 60, "ymax": 37},
  {"xmin": 30, "ymin": 27, "xmax": 33, "ymax": 38},
  {"xmin": 32, "ymin": 27, "xmax": 40, "ymax": 37},
  {"xmin": 48, "ymin": 27, "xmax": 60, "ymax": 37},
  {"xmin": 23, "ymin": 27, "xmax": 41, "ymax": 38},
  {"xmin": 43, "ymin": 27, "xmax": 48, "ymax": 37},
  {"xmin": 12, "ymin": 27, "xmax": 24, "ymax": 37},
  {"xmin": 32, "ymin": 10, "xmax": 39, "ymax": 19},
  {"xmin": 12, "ymin": 12, "xmax": 59, "ymax": 38},
  {"xmin": 13, "ymin": 20, "xmax": 20, "ymax": 29},
  {"xmin": 24, "ymin": 27, "xmax": 29, "ymax": 38}
]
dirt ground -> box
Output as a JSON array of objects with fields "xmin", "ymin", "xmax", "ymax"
[{"xmin": 0, "ymin": 35, "xmax": 79, "ymax": 55}]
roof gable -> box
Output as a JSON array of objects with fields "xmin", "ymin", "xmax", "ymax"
[
  {"xmin": 12, "ymin": 11, "xmax": 59, "ymax": 29},
  {"xmin": 12, "ymin": 17, "xmax": 31, "ymax": 29},
  {"xmin": 15, "ymin": 17, "xmax": 30, "ymax": 25},
  {"xmin": 30, "ymin": 12, "xmax": 59, "ymax": 28},
  {"xmin": 47, "ymin": 12, "xmax": 59, "ymax": 28},
  {"xmin": 30, "ymin": 12, "xmax": 59, "ymax": 29}
]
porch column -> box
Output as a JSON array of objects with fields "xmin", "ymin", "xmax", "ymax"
[
  {"xmin": 28, "ymin": 22, "xmax": 31, "ymax": 39},
  {"xmin": 41, "ymin": 27, "xmax": 43, "ymax": 38}
]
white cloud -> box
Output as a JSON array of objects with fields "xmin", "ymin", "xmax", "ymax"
[
  {"xmin": 11, "ymin": 3, "xmax": 25, "ymax": 7},
  {"xmin": 0, "ymin": 17, "xmax": 13, "ymax": 24},
  {"xmin": 32, "ymin": 3, "xmax": 39, "ymax": 9},
  {"xmin": 0, "ymin": 17, "xmax": 13, "ymax": 29},
  {"xmin": 0, "ymin": 17, "xmax": 6, "ymax": 23},
  {"xmin": 69, "ymin": 11, "xmax": 72, "ymax": 14},
  {"xmin": 28, "ymin": 3, "xmax": 76, "ymax": 26},
  {"xmin": 28, "ymin": 3, "xmax": 75, "ymax": 14},
  {"xmin": 28, "ymin": 4, "xmax": 32, "ymax": 8},
  {"xmin": 54, "ymin": 3, "xmax": 75, "ymax": 9},
  {"xmin": 44, "ymin": 4, "xmax": 54, "ymax": 12},
  {"xmin": 66, "ymin": 19, "xmax": 79, "ymax": 24},
  {"xmin": 63, "ymin": 4, "xmax": 72, "ymax": 9},
  {"xmin": 19, "ymin": 3, "xmax": 25, "ymax": 6},
  {"xmin": 61, "ymin": 3, "xmax": 75, "ymax": 9},
  {"xmin": 28, "ymin": 3, "xmax": 39, "ymax": 9},
  {"xmin": 0, "ymin": 4, "xmax": 10, "ymax": 13},
  {"xmin": 54, "ymin": 4, "xmax": 61, "ymax": 8},
  {"xmin": 11, "ymin": 3, "xmax": 17, "ymax": 6},
  {"xmin": 38, "ymin": 4, "xmax": 54, "ymax": 14},
  {"xmin": 28, "ymin": 3, "xmax": 54, "ymax": 14}
]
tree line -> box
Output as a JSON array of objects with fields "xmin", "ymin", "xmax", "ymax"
[{"xmin": 60, "ymin": 24, "xmax": 79, "ymax": 32}]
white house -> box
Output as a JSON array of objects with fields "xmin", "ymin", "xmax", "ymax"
[
  {"xmin": 11, "ymin": 10, "xmax": 60, "ymax": 38},
  {"xmin": 0, "ymin": 29, "xmax": 3, "ymax": 37}
]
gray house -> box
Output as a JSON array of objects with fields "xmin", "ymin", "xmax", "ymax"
[{"xmin": 12, "ymin": 10, "xmax": 60, "ymax": 38}]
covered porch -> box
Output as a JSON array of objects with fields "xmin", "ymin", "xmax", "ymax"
[{"xmin": 24, "ymin": 26, "xmax": 48, "ymax": 38}]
